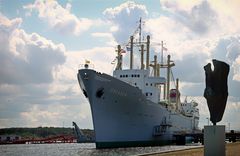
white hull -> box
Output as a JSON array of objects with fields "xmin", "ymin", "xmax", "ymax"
[{"xmin": 78, "ymin": 69, "xmax": 198, "ymax": 148}]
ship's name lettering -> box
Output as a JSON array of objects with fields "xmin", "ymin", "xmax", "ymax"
[
  {"xmin": 110, "ymin": 88, "xmax": 127, "ymax": 97},
  {"xmin": 95, "ymin": 75, "xmax": 111, "ymax": 82}
]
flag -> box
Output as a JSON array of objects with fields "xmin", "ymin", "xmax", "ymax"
[
  {"xmin": 126, "ymin": 47, "xmax": 131, "ymax": 51},
  {"xmin": 120, "ymin": 49, "xmax": 126, "ymax": 53},
  {"xmin": 111, "ymin": 58, "xmax": 116, "ymax": 64},
  {"xmin": 85, "ymin": 60, "xmax": 90, "ymax": 64},
  {"xmin": 163, "ymin": 46, "xmax": 168, "ymax": 51}
]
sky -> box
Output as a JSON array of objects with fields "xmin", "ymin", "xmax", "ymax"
[{"xmin": 0, "ymin": 0, "xmax": 240, "ymax": 130}]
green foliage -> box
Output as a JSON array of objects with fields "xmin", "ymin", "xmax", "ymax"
[{"xmin": 0, "ymin": 127, "xmax": 94, "ymax": 139}]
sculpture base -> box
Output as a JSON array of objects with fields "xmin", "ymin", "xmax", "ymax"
[{"xmin": 204, "ymin": 125, "xmax": 225, "ymax": 156}]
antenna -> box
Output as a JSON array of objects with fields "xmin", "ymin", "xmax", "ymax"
[
  {"xmin": 160, "ymin": 41, "xmax": 167, "ymax": 64},
  {"xmin": 139, "ymin": 17, "xmax": 142, "ymax": 44}
]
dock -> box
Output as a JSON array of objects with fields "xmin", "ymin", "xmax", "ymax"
[
  {"xmin": 174, "ymin": 130, "xmax": 240, "ymax": 145},
  {"xmin": 141, "ymin": 142, "xmax": 240, "ymax": 156}
]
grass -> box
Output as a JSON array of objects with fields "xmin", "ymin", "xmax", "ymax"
[{"xmin": 145, "ymin": 142, "xmax": 240, "ymax": 156}]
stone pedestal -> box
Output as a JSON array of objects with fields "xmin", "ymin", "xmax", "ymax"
[{"xmin": 204, "ymin": 125, "xmax": 225, "ymax": 156}]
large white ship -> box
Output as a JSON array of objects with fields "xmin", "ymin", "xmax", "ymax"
[{"xmin": 77, "ymin": 19, "xmax": 199, "ymax": 148}]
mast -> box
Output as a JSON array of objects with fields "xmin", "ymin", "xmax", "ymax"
[
  {"xmin": 166, "ymin": 55, "xmax": 170, "ymax": 102},
  {"xmin": 146, "ymin": 35, "xmax": 150, "ymax": 70},
  {"xmin": 130, "ymin": 36, "xmax": 134, "ymax": 69},
  {"xmin": 161, "ymin": 41, "xmax": 164, "ymax": 64},
  {"xmin": 138, "ymin": 17, "xmax": 142, "ymax": 44},
  {"xmin": 157, "ymin": 64, "xmax": 160, "ymax": 77},
  {"xmin": 176, "ymin": 78, "xmax": 179, "ymax": 111},
  {"xmin": 115, "ymin": 45, "xmax": 122, "ymax": 70},
  {"xmin": 137, "ymin": 17, "xmax": 149, "ymax": 70},
  {"xmin": 141, "ymin": 44, "xmax": 144, "ymax": 69},
  {"xmin": 166, "ymin": 55, "xmax": 175, "ymax": 103},
  {"xmin": 153, "ymin": 55, "xmax": 157, "ymax": 77},
  {"xmin": 150, "ymin": 55, "xmax": 157, "ymax": 76}
]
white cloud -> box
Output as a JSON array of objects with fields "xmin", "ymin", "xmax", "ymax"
[
  {"xmin": 0, "ymin": 13, "xmax": 116, "ymax": 129},
  {"xmin": 20, "ymin": 103, "xmax": 92, "ymax": 128},
  {"xmin": 232, "ymin": 56, "xmax": 240, "ymax": 81},
  {"xmin": 67, "ymin": 47, "xmax": 116, "ymax": 74},
  {"xmin": 0, "ymin": 13, "xmax": 22, "ymax": 31},
  {"xmin": 160, "ymin": 0, "xmax": 218, "ymax": 35},
  {"xmin": 0, "ymin": 14, "xmax": 78, "ymax": 128},
  {"xmin": 145, "ymin": 1, "xmax": 240, "ymax": 88},
  {"xmin": 211, "ymin": 35, "xmax": 240, "ymax": 82},
  {"xmin": 91, "ymin": 32, "xmax": 117, "ymax": 46},
  {"xmin": 160, "ymin": 0, "xmax": 240, "ymax": 37},
  {"xmin": 0, "ymin": 14, "xmax": 66, "ymax": 84},
  {"xmin": 103, "ymin": 1, "xmax": 148, "ymax": 44},
  {"xmin": 91, "ymin": 32, "xmax": 112, "ymax": 38},
  {"xmin": 23, "ymin": 0, "xmax": 93, "ymax": 35},
  {"xmin": 227, "ymin": 40, "xmax": 240, "ymax": 81},
  {"xmin": 208, "ymin": 0, "xmax": 240, "ymax": 35}
]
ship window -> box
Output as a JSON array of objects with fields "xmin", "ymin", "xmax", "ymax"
[
  {"xmin": 120, "ymin": 75, "xmax": 122, "ymax": 78},
  {"xmin": 137, "ymin": 74, "xmax": 140, "ymax": 77},
  {"xmin": 150, "ymin": 83, "xmax": 153, "ymax": 86},
  {"xmin": 146, "ymin": 83, "xmax": 148, "ymax": 86},
  {"xmin": 123, "ymin": 75, "xmax": 125, "ymax": 78},
  {"xmin": 146, "ymin": 93, "xmax": 148, "ymax": 96},
  {"xmin": 135, "ymin": 83, "xmax": 137, "ymax": 85},
  {"xmin": 150, "ymin": 93, "xmax": 152, "ymax": 96},
  {"xmin": 131, "ymin": 74, "xmax": 134, "ymax": 77},
  {"xmin": 126, "ymin": 75, "xmax": 128, "ymax": 77}
]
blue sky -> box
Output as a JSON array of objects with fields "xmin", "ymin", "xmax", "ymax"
[
  {"xmin": 0, "ymin": 0, "xmax": 162, "ymax": 50},
  {"xmin": 0, "ymin": 0, "xmax": 240, "ymax": 130}
]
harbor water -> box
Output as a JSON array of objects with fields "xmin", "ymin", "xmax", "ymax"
[{"xmin": 0, "ymin": 143, "xmax": 202, "ymax": 156}]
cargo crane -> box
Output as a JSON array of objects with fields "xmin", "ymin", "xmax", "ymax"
[{"xmin": 72, "ymin": 121, "xmax": 86, "ymax": 143}]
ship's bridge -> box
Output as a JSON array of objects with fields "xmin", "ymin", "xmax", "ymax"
[{"xmin": 113, "ymin": 69, "xmax": 166, "ymax": 103}]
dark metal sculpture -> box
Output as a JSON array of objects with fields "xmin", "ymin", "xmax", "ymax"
[{"xmin": 204, "ymin": 59, "xmax": 230, "ymax": 125}]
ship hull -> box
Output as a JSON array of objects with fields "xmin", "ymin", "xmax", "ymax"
[{"xmin": 78, "ymin": 69, "xmax": 195, "ymax": 148}]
